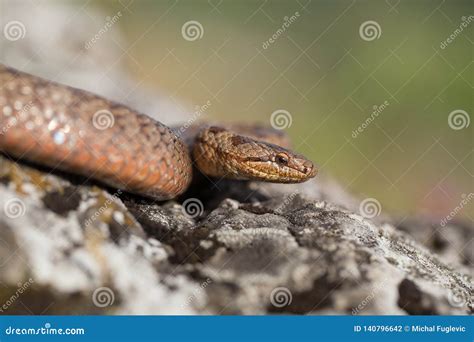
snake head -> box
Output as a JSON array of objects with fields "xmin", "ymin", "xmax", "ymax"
[
  {"xmin": 193, "ymin": 127, "xmax": 317, "ymax": 183},
  {"xmin": 236, "ymin": 140, "xmax": 318, "ymax": 183}
]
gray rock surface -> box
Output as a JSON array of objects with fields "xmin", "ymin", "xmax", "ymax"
[{"xmin": 0, "ymin": 155, "xmax": 471, "ymax": 315}]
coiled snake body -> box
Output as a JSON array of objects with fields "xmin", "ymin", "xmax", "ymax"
[{"xmin": 0, "ymin": 65, "xmax": 316, "ymax": 200}]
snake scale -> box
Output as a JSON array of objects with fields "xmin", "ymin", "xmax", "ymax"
[{"xmin": 0, "ymin": 64, "xmax": 317, "ymax": 200}]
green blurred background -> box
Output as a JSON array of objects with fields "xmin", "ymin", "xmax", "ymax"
[{"xmin": 90, "ymin": 1, "xmax": 473, "ymax": 218}]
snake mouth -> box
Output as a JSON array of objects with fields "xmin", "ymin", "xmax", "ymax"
[{"xmin": 301, "ymin": 160, "xmax": 318, "ymax": 179}]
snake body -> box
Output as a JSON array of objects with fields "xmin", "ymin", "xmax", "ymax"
[{"xmin": 0, "ymin": 65, "xmax": 316, "ymax": 200}]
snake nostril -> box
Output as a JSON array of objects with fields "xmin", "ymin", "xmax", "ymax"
[{"xmin": 302, "ymin": 160, "xmax": 316, "ymax": 177}]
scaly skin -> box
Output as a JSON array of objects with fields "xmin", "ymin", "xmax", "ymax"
[
  {"xmin": 0, "ymin": 65, "xmax": 316, "ymax": 200},
  {"xmin": 193, "ymin": 126, "xmax": 317, "ymax": 182}
]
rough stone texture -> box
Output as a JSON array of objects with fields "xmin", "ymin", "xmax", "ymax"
[
  {"xmin": 396, "ymin": 217, "xmax": 473, "ymax": 271},
  {"xmin": 0, "ymin": 155, "xmax": 471, "ymax": 315}
]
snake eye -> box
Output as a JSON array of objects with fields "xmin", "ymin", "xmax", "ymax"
[{"xmin": 276, "ymin": 153, "xmax": 289, "ymax": 165}]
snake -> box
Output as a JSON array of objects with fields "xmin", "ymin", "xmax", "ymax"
[{"xmin": 0, "ymin": 64, "xmax": 317, "ymax": 200}]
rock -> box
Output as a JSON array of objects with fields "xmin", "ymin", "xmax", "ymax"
[
  {"xmin": 0, "ymin": 155, "xmax": 471, "ymax": 315},
  {"xmin": 396, "ymin": 217, "xmax": 473, "ymax": 270},
  {"xmin": 0, "ymin": 156, "xmax": 198, "ymax": 314}
]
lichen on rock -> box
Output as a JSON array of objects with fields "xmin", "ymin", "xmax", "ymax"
[{"xmin": 0, "ymin": 155, "xmax": 471, "ymax": 315}]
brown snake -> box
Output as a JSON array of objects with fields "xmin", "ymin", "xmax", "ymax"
[{"xmin": 0, "ymin": 65, "xmax": 317, "ymax": 200}]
